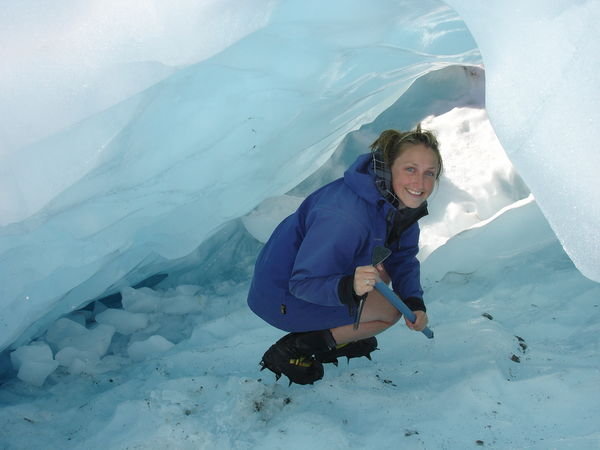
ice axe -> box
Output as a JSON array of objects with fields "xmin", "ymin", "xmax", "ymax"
[{"xmin": 354, "ymin": 246, "xmax": 434, "ymax": 339}]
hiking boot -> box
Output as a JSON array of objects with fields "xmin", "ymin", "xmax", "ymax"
[
  {"xmin": 260, "ymin": 330, "xmax": 336, "ymax": 385},
  {"xmin": 315, "ymin": 336, "xmax": 378, "ymax": 365}
]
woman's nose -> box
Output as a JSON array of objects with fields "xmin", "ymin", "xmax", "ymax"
[{"xmin": 414, "ymin": 174, "xmax": 425, "ymax": 189}]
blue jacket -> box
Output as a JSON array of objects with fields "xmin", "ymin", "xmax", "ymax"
[{"xmin": 247, "ymin": 153, "xmax": 426, "ymax": 332}]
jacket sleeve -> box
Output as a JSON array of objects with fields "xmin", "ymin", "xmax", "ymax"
[
  {"xmin": 384, "ymin": 222, "xmax": 425, "ymax": 310},
  {"xmin": 288, "ymin": 206, "xmax": 368, "ymax": 307}
]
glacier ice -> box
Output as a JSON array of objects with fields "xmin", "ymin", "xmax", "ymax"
[
  {"xmin": 445, "ymin": 0, "xmax": 600, "ymax": 281},
  {"xmin": 0, "ymin": 0, "xmax": 598, "ymax": 365}
]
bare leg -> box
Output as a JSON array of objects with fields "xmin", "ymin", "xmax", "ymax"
[{"xmin": 330, "ymin": 288, "xmax": 401, "ymax": 345}]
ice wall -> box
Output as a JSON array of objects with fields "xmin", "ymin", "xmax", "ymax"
[
  {"xmin": 445, "ymin": 0, "xmax": 600, "ymax": 281},
  {"xmin": 0, "ymin": 0, "xmax": 479, "ymax": 352}
]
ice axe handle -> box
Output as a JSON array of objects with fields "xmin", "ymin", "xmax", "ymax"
[{"xmin": 374, "ymin": 281, "xmax": 434, "ymax": 339}]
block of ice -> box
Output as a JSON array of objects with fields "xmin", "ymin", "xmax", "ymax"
[
  {"xmin": 121, "ymin": 287, "xmax": 161, "ymax": 313},
  {"xmin": 84, "ymin": 324, "xmax": 116, "ymax": 358},
  {"xmin": 46, "ymin": 318, "xmax": 115, "ymax": 358},
  {"xmin": 10, "ymin": 342, "xmax": 58, "ymax": 386},
  {"xmin": 95, "ymin": 309, "xmax": 149, "ymax": 335},
  {"xmin": 46, "ymin": 318, "xmax": 88, "ymax": 350},
  {"xmin": 55, "ymin": 347, "xmax": 100, "ymax": 375}
]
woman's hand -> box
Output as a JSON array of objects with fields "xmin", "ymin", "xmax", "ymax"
[
  {"xmin": 405, "ymin": 310, "xmax": 428, "ymax": 331},
  {"xmin": 353, "ymin": 265, "xmax": 380, "ymax": 296}
]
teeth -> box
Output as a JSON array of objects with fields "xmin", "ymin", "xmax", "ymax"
[{"xmin": 407, "ymin": 189, "xmax": 423, "ymax": 196}]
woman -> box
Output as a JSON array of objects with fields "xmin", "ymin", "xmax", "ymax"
[{"xmin": 247, "ymin": 125, "xmax": 443, "ymax": 385}]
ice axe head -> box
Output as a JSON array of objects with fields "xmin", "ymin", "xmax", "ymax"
[{"xmin": 372, "ymin": 246, "xmax": 391, "ymax": 266}]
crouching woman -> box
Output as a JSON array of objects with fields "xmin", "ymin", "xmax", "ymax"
[{"xmin": 247, "ymin": 125, "xmax": 443, "ymax": 385}]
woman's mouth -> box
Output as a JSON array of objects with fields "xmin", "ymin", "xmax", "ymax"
[{"xmin": 406, "ymin": 188, "xmax": 423, "ymax": 197}]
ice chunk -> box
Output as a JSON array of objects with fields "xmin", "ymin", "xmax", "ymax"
[
  {"xmin": 46, "ymin": 318, "xmax": 115, "ymax": 358},
  {"xmin": 121, "ymin": 287, "xmax": 161, "ymax": 313},
  {"xmin": 46, "ymin": 317, "xmax": 87, "ymax": 349},
  {"xmin": 80, "ymin": 324, "xmax": 115, "ymax": 358},
  {"xmin": 48, "ymin": 319, "xmax": 114, "ymax": 357},
  {"xmin": 55, "ymin": 347, "xmax": 100, "ymax": 375},
  {"xmin": 10, "ymin": 342, "xmax": 58, "ymax": 386},
  {"xmin": 95, "ymin": 308, "xmax": 149, "ymax": 335},
  {"xmin": 127, "ymin": 335, "xmax": 174, "ymax": 362}
]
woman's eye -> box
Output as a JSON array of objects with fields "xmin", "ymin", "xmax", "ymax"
[
  {"xmin": 405, "ymin": 167, "xmax": 415, "ymax": 173},
  {"xmin": 425, "ymin": 171, "xmax": 435, "ymax": 177}
]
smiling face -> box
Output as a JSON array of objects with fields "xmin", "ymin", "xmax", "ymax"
[{"xmin": 390, "ymin": 143, "xmax": 439, "ymax": 208}]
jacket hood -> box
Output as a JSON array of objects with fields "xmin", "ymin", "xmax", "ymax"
[{"xmin": 343, "ymin": 153, "xmax": 382, "ymax": 205}]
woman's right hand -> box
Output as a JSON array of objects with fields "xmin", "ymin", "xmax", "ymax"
[{"xmin": 353, "ymin": 265, "xmax": 380, "ymax": 296}]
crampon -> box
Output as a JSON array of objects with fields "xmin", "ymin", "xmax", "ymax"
[
  {"xmin": 260, "ymin": 337, "xmax": 324, "ymax": 385},
  {"xmin": 259, "ymin": 333, "xmax": 377, "ymax": 385},
  {"xmin": 315, "ymin": 336, "xmax": 378, "ymax": 366}
]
